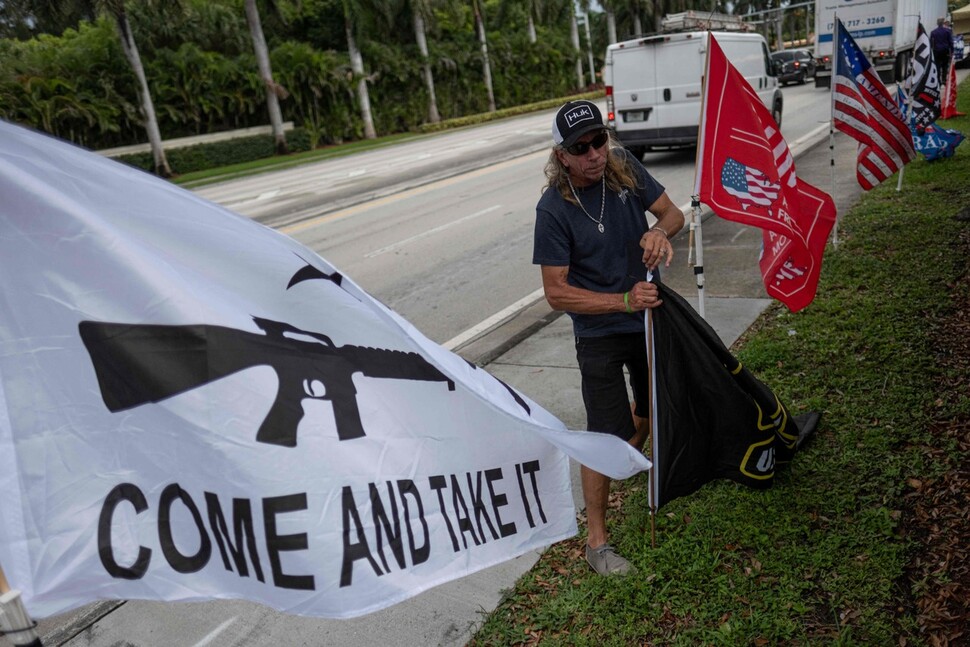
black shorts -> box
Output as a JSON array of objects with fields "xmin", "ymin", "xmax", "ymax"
[{"xmin": 574, "ymin": 332, "xmax": 650, "ymax": 441}]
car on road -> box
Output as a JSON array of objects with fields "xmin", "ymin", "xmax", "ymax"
[{"xmin": 770, "ymin": 49, "xmax": 816, "ymax": 85}]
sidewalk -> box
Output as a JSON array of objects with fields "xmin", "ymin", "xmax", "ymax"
[{"xmin": 31, "ymin": 132, "xmax": 870, "ymax": 647}]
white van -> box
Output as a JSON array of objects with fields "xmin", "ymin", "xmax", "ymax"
[{"xmin": 605, "ymin": 30, "xmax": 783, "ymax": 156}]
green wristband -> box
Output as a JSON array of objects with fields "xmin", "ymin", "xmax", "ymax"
[{"xmin": 623, "ymin": 291, "xmax": 632, "ymax": 313}]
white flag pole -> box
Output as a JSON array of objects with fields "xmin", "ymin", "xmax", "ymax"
[
  {"xmin": 830, "ymin": 16, "xmax": 841, "ymax": 246},
  {"xmin": 0, "ymin": 564, "xmax": 42, "ymax": 647},
  {"xmin": 689, "ymin": 32, "xmax": 715, "ymax": 320},
  {"xmin": 690, "ymin": 197, "xmax": 706, "ymax": 319},
  {"xmin": 645, "ymin": 305, "xmax": 657, "ymax": 548}
]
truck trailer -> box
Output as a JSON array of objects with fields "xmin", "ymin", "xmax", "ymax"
[{"xmin": 813, "ymin": 0, "xmax": 947, "ymax": 88}]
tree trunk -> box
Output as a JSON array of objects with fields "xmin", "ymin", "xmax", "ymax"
[
  {"xmin": 414, "ymin": 11, "xmax": 441, "ymax": 124},
  {"xmin": 571, "ymin": 12, "xmax": 584, "ymax": 88},
  {"xmin": 607, "ymin": 10, "xmax": 617, "ymax": 44},
  {"xmin": 527, "ymin": 14, "xmax": 537, "ymax": 43},
  {"xmin": 244, "ymin": 0, "xmax": 288, "ymax": 155},
  {"xmin": 473, "ymin": 1, "xmax": 496, "ymax": 112},
  {"xmin": 346, "ymin": 18, "xmax": 376, "ymax": 139},
  {"xmin": 114, "ymin": 10, "xmax": 171, "ymax": 177},
  {"xmin": 583, "ymin": 12, "xmax": 595, "ymax": 85}
]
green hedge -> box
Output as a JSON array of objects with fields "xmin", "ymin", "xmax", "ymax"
[{"xmin": 113, "ymin": 128, "xmax": 312, "ymax": 175}]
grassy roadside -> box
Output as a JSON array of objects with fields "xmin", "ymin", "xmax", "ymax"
[{"xmin": 468, "ymin": 91, "xmax": 970, "ymax": 644}]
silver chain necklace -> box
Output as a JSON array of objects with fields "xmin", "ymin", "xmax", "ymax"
[{"xmin": 567, "ymin": 176, "xmax": 606, "ymax": 234}]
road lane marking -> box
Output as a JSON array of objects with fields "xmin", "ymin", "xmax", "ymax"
[
  {"xmin": 364, "ymin": 205, "xmax": 501, "ymax": 258},
  {"xmin": 192, "ymin": 617, "xmax": 237, "ymax": 646}
]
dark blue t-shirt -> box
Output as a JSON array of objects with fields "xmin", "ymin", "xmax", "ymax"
[{"xmin": 532, "ymin": 148, "xmax": 666, "ymax": 337}]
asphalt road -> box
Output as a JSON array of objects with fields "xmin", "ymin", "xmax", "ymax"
[{"xmin": 192, "ymin": 82, "xmax": 831, "ymax": 346}]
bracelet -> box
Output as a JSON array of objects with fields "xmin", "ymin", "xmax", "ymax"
[
  {"xmin": 649, "ymin": 227, "xmax": 668, "ymax": 239},
  {"xmin": 623, "ymin": 291, "xmax": 633, "ymax": 313}
]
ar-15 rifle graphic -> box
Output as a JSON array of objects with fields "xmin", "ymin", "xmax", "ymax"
[{"xmin": 78, "ymin": 317, "xmax": 456, "ymax": 448}]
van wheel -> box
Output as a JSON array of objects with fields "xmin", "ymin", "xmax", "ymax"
[
  {"xmin": 626, "ymin": 145, "xmax": 646, "ymax": 160},
  {"xmin": 771, "ymin": 102, "xmax": 782, "ymax": 128}
]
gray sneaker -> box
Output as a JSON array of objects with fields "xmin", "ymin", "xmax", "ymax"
[{"xmin": 585, "ymin": 543, "xmax": 635, "ymax": 575}]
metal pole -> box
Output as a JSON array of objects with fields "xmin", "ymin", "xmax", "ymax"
[
  {"xmin": 690, "ymin": 196, "xmax": 706, "ymax": 319},
  {"xmin": 0, "ymin": 564, "xmax": 42, "ymax": 647},
  {"xmin": 645, "ymin": 306, "xmax": 657, "ymax": 548}
]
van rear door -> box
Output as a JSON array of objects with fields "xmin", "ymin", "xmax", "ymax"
[
  {"xmin": 649, "ymin": 35, "xmax": 705, "ymax": 137},
  {"xmin": 610, "ymin": 41, "xmax": 659, "ymax": 135}
]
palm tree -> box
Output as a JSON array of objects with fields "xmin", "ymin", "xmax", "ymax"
[
  {"xmin": 603, "ymin": 0, "xmax": 618, "ymax": 44},
  {"xmin": 103, "ymin": 0, "xmax": 172, "ymax": 176},
  {"xmin": 244, "ymin": 0, "xmax": 288, "ymax": 154},
  {"xmin": 471, "ymin": 0, "xmax": 496, "ymax": 112},
  {"xmin": 526, "ymin": 0, "xmax": 537, "ymax": 43},
  {"xmin": 570, "ymin": 7, "xmax": 584, "ymax": 88},
  {"xmin": 36, "ymin": 0, "xmax": 172, "ymax": 175},
  {"xmin": 342, "ymin": 0, "xmax": 376, "ymax": 139},
  {"xmin": 409, "ymin": 0, "xmax": 441, "ymax": 123}
]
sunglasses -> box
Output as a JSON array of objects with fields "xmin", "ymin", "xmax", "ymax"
[{"xmin": 564, "ymin": 131, "xmax": 609, "ymax": 156}]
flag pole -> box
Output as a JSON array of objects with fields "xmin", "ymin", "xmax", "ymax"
[
  {"xmin": 689, "ymin": 32, "xmax": 715, "ymax": 320},
  {"xmin": 896, "ymin": 67, "xmax": 907, "ymax": 192},
  {"xmin": 645, "ymin": 306, "xmax": 657, "ymax": 549},
  {"xmin": 830, "ymin": 16, "xmax": 840, "ymax": 246},
  {"xmin": 0, "ymin": 563, "xmax": 43, "ymax": 647},
  {"xmin": 690, "ymin": 197, "xmax": 706, "ymax": 319}
]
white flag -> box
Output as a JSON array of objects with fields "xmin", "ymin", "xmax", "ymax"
[{"xmin": 0, "ymin": 121, "xmax": 649, "ymax": 620}]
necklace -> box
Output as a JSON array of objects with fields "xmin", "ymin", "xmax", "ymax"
[{"xmin": 567, "ymin": 176, "xmax": 606, "ymax": 234}]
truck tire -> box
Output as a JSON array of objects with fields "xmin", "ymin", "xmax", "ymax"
[
  {"xmin": 894, "ymin": 51, "xmax": 911, "ymax": 82},
  {"xmin": 625, "ymin": 145, "xmax": 646, "ymax": 160},
  {"xmin": 772, "ymin": 101, "xmax": 782, "ymax": 128},
  {"xmin": 815, "ymin": 75, "xmax": 831, "ymax": 89}
]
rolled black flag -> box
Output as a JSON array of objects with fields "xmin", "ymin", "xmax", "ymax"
[{"xmin": 648, "ymin": 280, "xmax": 819, "ymax": 509}]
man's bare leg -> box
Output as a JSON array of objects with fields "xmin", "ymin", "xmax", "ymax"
[{"xmin": 585, "ymin": 403, "xmax": 649, "ymax": 550}]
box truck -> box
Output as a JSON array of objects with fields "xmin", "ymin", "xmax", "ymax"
[
  {"xmin": 604, "ymin": 15, "xmax": 782, "ymax": 157},
  {"xmin": 813, "ymin": 0, "xmax": 947, "ymax": 87}
]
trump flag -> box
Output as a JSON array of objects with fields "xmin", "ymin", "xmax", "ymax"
[
  {"xmin": 696, "ymin": 36, "xmax": 836, "ymax": 312},
  {"xmin": 0, "ymin": 121, "xmax": 649, "ymax": 620},
  {"xmin": 906, "ymin": 22, "xmax": 941, "ymax": 129},
  {"xmin": 832, "ymin": 18, "xmax": 916, "ymax": 189}
]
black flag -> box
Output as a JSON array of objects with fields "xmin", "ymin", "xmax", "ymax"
[
  {"xmin": 648, "ymin": 281, "xmax": 819, "ymax": 508},
  {"xmin": 908, "ymin": 22, "xmax": 941, "ymax": 129}
]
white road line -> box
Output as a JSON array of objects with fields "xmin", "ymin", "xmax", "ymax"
[
  {"xmin": 364, "ymin": 205, "xmax": 502, "ymax": 258},
  {"xmin": 192, "ymin": 617, "xmax": 237, "ymax": 646},
  {"xmin": 443, "ymin": 287, "xmax": 546, "ymax": 351}
]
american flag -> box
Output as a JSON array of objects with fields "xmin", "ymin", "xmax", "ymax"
[
  {"xmin": 720, "ymin": 157, "xmax": 780, "ymax": 208},
  {"xmin": 832, "ymin": 18, "xmax": 916, "ymax": 190}
]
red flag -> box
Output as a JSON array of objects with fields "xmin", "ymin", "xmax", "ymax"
[
  {"xmin": 695, "ymin": 36, "xmax": 836, "ymax": 313},
  {"xmin": 941, "ymin": 56, "xmax": 966, "ymax": 119}
]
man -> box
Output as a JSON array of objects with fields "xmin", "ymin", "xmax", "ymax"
[
  {"xmin": 532, "ymin": 100, "xmax": 684, "ymax": 575},
  {"xmin": 930, "ymin": 17, "xmax": 954, "ymax": 82}
]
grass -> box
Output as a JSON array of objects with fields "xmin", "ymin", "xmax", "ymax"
[{"xmin": 467, "ymin": 85, "xmax": 970, "ymax": 646}]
